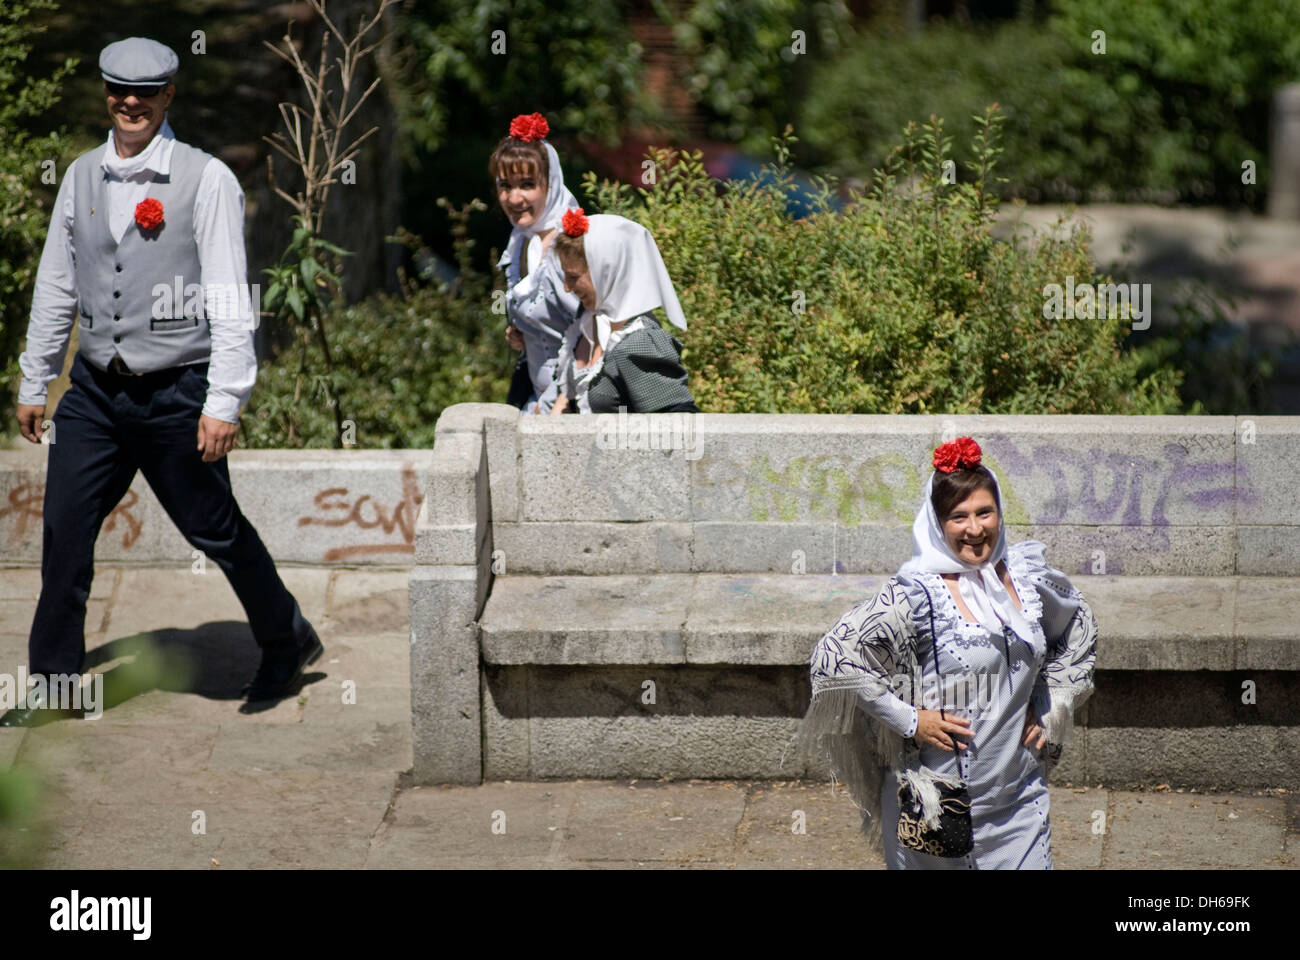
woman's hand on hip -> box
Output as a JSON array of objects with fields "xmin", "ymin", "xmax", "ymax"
[
  {"xmin": 914, "ymin": 709, "xmax": 972, "ymax": 752},
  {"xmin": 1022, "ymin": 705, "xmax": 1046, "ymax": 749}
]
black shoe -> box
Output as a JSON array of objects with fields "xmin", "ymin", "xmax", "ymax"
[
  {"xmin": 0, "ymin": 690, "xmax": 84, "ymax": 728},
  {"xmin": 241, "ymin": 630, "xmax": 324, "ymax": 703}
]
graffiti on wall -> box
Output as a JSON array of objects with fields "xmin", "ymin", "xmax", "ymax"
[
  {"xmin": 1, "ymin": 482, "xmax": 142, "ymax": 548},
  {"xmin": 723, "ymin": 438, "xmax": 1258, "ymax": 529},
  {"xmin": 296, "ymin": 463, "xmax": 424, "ymax": 561}
]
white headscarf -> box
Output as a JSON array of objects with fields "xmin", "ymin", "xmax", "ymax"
[
  {"xmin": 898, "ymin": 469, "xmax": 1036, "ymax": 644},
  {"xmin": 517, "ymin": 140, "xmax": 577, "ymax": 239},
  {"xmin": 580, "ymin": 213, "xmax": 687, "ymax": 352},
  {"xmin": 500, "ymin": 139, "xmax": 579, "ymax": 282}
]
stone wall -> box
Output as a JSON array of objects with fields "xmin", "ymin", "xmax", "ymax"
[{"xmin": 411, "ymin": 405, "xmax": 1300, "ymax": 787}]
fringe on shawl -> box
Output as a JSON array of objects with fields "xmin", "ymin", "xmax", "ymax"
[{"xmin": 790, "ymin": 686, "xmax": 962, "ymax": 855}]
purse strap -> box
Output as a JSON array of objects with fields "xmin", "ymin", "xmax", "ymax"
[{"xmin": 926, "ymin": 582, "xmax": 967, "ymax": 782}]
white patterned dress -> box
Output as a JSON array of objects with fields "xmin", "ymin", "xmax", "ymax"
[{"xmin": 800, "ymin": 540, "xmax": 1097, "ymax": 870}]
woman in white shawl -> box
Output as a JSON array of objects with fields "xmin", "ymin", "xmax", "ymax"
[
  {"xmin": 798, "ymin": 437, "xmax": 1097, "ymax": 869},
  {"xmin": 489, "ymin": 112, "xmax": 581, "ymax": 413}
]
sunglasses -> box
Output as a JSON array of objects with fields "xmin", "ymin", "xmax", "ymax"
[{"xmin": 105, "ymin": 81, "xmax": 169, "ymax": 98}]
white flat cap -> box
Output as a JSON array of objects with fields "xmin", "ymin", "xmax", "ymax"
[{"xmin": 99, "ymin": 37, "xmax": 178, "ymax": 85}]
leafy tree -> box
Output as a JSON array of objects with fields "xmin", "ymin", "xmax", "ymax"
[{"xmin": 0, "ymin": 0, "xmax": 77, "ymax": 424}]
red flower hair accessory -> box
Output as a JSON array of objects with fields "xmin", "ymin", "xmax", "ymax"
[
  {"xmin": 509, "ymin": 112, "xmax": 549, "ymax": 142},
  {"xmin": 134, "ymin": 198, "xmax": 164, "ymax": 231},
  {"xmin": 932, "ymin": 436, "xmax": 982, "ymax": 473},
  {"xmin": 561, "ymin": 207, "xmax": 589, "ymax": 237}
]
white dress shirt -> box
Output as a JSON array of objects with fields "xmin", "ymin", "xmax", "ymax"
[{"xmin": 18, "ymin": 117, "xmax": 257, "ymax": 423}]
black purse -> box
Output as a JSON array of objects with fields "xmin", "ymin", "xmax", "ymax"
[{"xmin": 896, "ymin": 593, "xmax": 974, "ymax": 858}]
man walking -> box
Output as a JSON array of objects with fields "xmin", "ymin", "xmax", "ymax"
[{"xmin": 4, "ymin": 38, "xmax": 321, "ymax": 725}]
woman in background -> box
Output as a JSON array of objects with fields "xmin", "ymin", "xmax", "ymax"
[{"xmin": 489, "ymin": 112, "xmax": 580, "ymax": 413}]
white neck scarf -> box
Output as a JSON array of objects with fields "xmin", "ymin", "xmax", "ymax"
[
  {"xmin": 581, "ymin": 213, "xmax": 687, "ymax": 352},
  {"xmin": 103, "ymin": 117, "xmax": 173, "ymax": 179},
  {"xmin": 898, "ymin": 471, "xmax": 1036, "ymax": 643}
]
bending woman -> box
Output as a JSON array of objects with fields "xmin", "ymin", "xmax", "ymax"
[
  {"xmin": 799, "ymin": 436, "xmax": 1097, "ymax": 869},
  {"xmin": 549, "ymin": 209, "xmax": 697, "ymax": 414}
]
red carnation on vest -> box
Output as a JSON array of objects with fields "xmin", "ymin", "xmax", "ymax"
[{"xmin": 134, "ymin": 198, "xmax": 164, "ymax": 232}]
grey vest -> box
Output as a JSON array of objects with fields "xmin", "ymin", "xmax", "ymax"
[{"xmin": 72, "ymin": 138, "xmax": 214, "ymax": 372}]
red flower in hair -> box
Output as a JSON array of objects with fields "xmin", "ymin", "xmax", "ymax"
[
  {"xmin": 134, "ymin": 198, "xmax": 164, "ymax": 231},
  {"xmin": 561, "ymin": 207, "xmax": 589, "ymax": 237},
  {"xmin": 933, "ymin": 436, "xmax": 982, "ymax": 473},
  {"xmin": 509, "ymin": 112, "xmax": 549, "ymax": 142}
]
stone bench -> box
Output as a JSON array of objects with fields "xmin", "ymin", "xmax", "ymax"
[{"xmin": 410, "ymin": 405, "xmax": 1300, "ymax": 788}]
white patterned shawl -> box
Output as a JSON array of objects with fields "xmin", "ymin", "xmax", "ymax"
[{"xmin": 794, "ymin": 540, "xmax": 1098, "ymax": 854}]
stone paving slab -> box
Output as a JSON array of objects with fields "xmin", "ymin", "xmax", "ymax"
[
  {"xmin": 2, "ymin": 566, "xmax": 1294, "ymax": 870},
  {"xmin": 326, "ymin": 570, "xmax": 410, "ymax": 633},
  {"xmin": 365, "ymin": 781, "xmax": 577, "ymax": 869},
  {"xmin": 731, "ymin": 781, "xmax": 882, "ymax": 868},
  {"xmin": 1104, "ymin": 792, "xmax": 1292, "ymax": 869},
  {"xmin": 1049, "ymin": 787, "xmax": 1108, "ymax": 869},
  {"xmin": 0, "ymin": 567, "xmax": 117, "ymax": 602},
  {"xmin": 563, "ymin": 780, "xmax": 746, "ymax": 864},
  {"xmin": 314, "ymin": 634, "xmax": 410, "ymax": 687}
]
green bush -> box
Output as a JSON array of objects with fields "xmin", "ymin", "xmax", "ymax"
[
  {"xmin": 0, "ymin": 0, "xmax": 77, "ymax": 422},
  {"xmin": 241, "ymin": 203, "xmax": 513, "ymax": 449},
  {"xmin": 244, "ymin": 110, "xmax": 1184, "ymax": 446},
  {"xmin": 580, "ymin": 112, "xmax": 1183, "ymax": 414},
  {"xmin": 800, "ymin": 0, "xmax": 1300, "ymax": 207}
]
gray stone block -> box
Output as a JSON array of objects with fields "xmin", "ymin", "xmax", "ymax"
[
  {"xmin": 1235, "ymin": 577, "xmax": 1300, "ymax": 670},
  {"xmin": 689, "ymin": 416, "xmax": 931, "ymax": 525},
  {"xmin": 1237, "ymin": 524, "xmax": 1300, "ymax": 576},
  {"xmin": 433, "ymin": 402, "xmax": 517, "ymax": 436},
  {"xmin": 491, "ymin": 522, "xmax": 693, "ymax": 575},
  {"xmin": 979, "ymin": 416, "xmax": 1239, "ymax": 528},
  {"xmin": 480, "ymin": 665, "xmax": 530, "ymax": 780},
  {"xmin": 1235, "ymin": 415, "xmax": 1299, "ymax": 526},
  {"xmin": 1085, "ymin": 725, "xmax": 1299, "ymax": 788},
  {"xmin": 480, "ymin": 575, "xmax": 690, "ymax": 664},
  {"xmin": 519, "ymin": 419, "xmax": 690, "ymax": 522},
  {"xmin": 1083, "ymin": 575, "xmax": 1236, "ymax": 669},
  {"xmin": 427, "ymin": 433, "xmax": 484, "ymax": 528},
  {"xmin": 409, "ymin": 566, "xmax": 481, "ymax": 784},
  {"xmin": 481, "ymin": 664, "xmax": 809, "ymax": 779},
  {"xmin": 1007, "ymin": 524, "xmax": 1236, "ymax": 577},
  {"xmin": 414, "ymin": 523, "xmax": 477, "ymax": 566},
  {"xmin": 484, "ymin": 410, "xmax": 521, "ymax": 524},
  {"xmin": 691, "ymin": 522, "xmax": 836, "ymax": 574},
  {"xmin": 684, "ymin": 573, "xmax": 884, "ymax": 665}
]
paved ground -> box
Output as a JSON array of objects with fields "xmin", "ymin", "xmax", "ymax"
[{"xmin": 0, "ymin": 565, "xmax": 1294, "ymax": 869}]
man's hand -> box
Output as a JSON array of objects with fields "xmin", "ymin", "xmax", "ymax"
[
  {"xmin": 16, "ymin": 404, "xmax": 46, "ymax": 443},
  {"xmin": 196, "ymin": 414, "xmax": 238, "ymax": 462}
]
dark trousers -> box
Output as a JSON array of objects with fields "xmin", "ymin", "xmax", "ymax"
[{"xmin": 28, "ymin": 353, "xmax": 311, "ymax": 676}]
